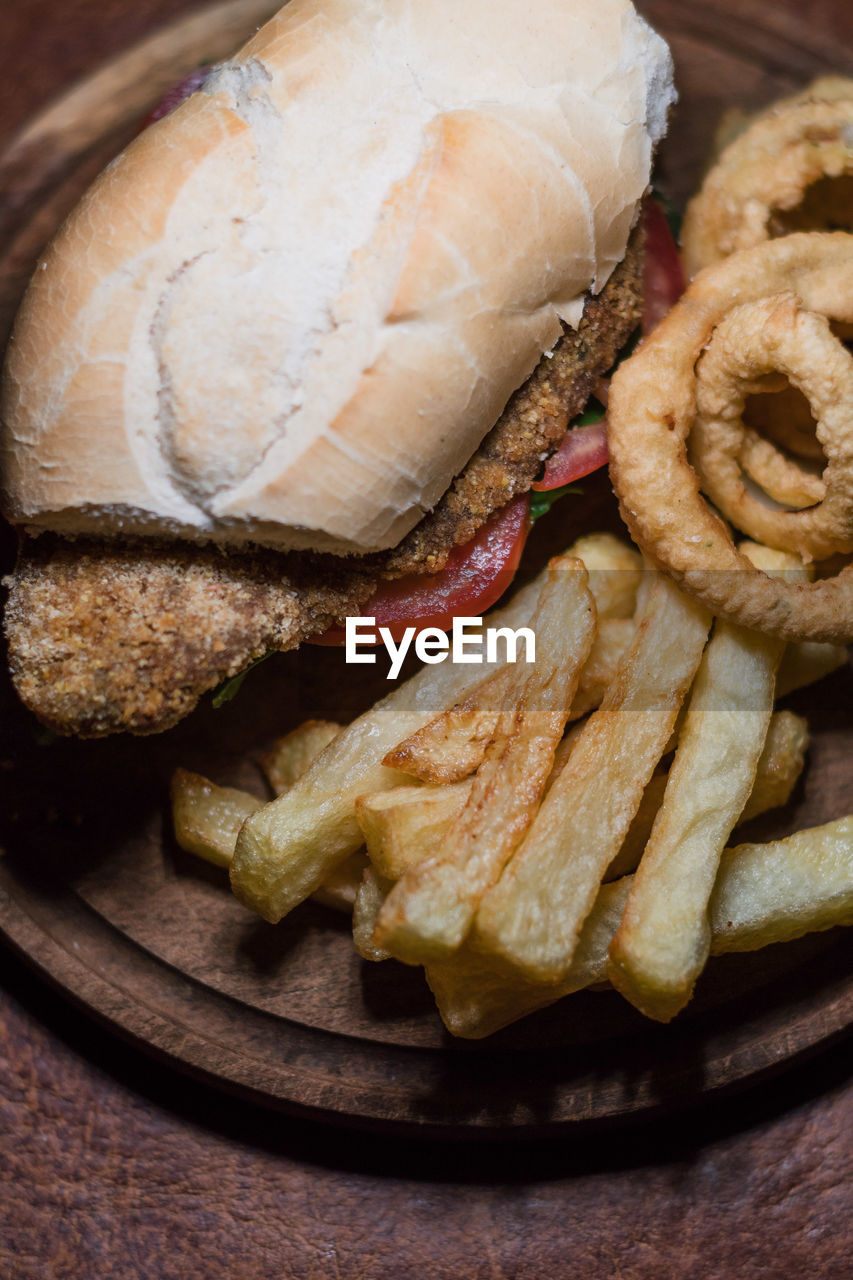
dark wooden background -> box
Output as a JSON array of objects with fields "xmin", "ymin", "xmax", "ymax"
[{"xmin": 1, "ymin": 1, "xmax": 852, "ymax": 1276}]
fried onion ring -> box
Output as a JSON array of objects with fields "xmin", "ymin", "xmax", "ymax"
[
  {"xmin": 738, "ymin": 427, "xmax": 825, "ymax": 509},
  {"xmin": 608, "ymin": 233, "xmax": 853, "ymax": 644},
  {"xmin": 691, "ymin": 293, "xmax": 853, "ymax": 560},
  {"xmin": 682, "ymin": 77, "xmax": 853, "ymax": 276}
]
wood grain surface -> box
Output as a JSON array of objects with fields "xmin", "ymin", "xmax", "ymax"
[{"xmin": 1, "ymin": 0, "xmax": 852, "ymax": 1274}]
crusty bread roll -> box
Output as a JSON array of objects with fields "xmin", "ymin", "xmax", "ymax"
[{"xmin": 1, "ymin": 0, "xmax": 674, "ymax": 555}]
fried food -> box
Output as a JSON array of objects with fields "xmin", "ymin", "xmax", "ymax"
[
  {"xmin": 681, "ymin": 77, "xmax": 853, "ymax": 275},
  {"xmin": 172, "ymin": 744, "xmax": 366, "ymax": 909},
  {"xmin": 777, "ymin": 640, "xmax": 848, "ymax": 697},
  {"xmin": 172, "ymin": 769, "xmax": 262, "ymax": 868},
  {"xmin": 373, "ymin": 556, "xmax": 596, "ymax": 964},
  {"xmin": 311, "ymin": 852, "xmax": 371, "ymax": 913},
  {"xmin": 229, "ymin": 570, "xmax": 548, "ymax": 922},
  {"xmin": 355, "ymin": 782, "xmax": 471, "ymax": 881},
  {"xmin": 381, "ymin": 532, "xmax": 641, "ymax": 783},
  {"xmin": 607, "ymin": 233, "xmax": 853, "ymax": 643},
  {"xmin": 470, "ymin": 576, "xmax": 712, "ymax": 983},
  {"xmin": 383, "ymin": 617, "xmax": 634, "ymax": 784},
  {"xmin": 691, "ymin": 294, "xmax": 853, "ymax": 562},
  {"xmin": 353, "ymin": 868, "xmax": 394, "ymax": 962},
  {"xmin": 258, "ymin": 721, "xmax": 342, "ymax": 795},
  {"xmin": 427, "ymin": 817, "xmax": 853, "ymax": 1038},
  {"xmin": 739, "ymin": 709, "xmax": 809, "ymax": 823},
  {"xmin": 738, "ymin": 424, "xmax": 825, "ymax": 509},
  {"xmin": 606, "ymin": 617, "xmax": 783, "ymax": 1021},
  {"xmin": 710, "ymin": 815, "xmax": 853, "ymax": 952},
  {"xmin": 604, "ymin": 706, "xmax": 809, "ymax": 883}
]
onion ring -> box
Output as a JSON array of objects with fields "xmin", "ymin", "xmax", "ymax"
[
  {"xmin": 682, "ymin": 77, "xmax": 853, "ymax": 276},
  {"xmin": 691, "ymin": 293, "xmax": 853, "ymax": 560},
  {"xmin": 737, "ymin": 427, "xmax": 825, "ymax": 509},
  {"xmin": 607, "ymin": 233, "xmax": 853, "ymax": 644}
]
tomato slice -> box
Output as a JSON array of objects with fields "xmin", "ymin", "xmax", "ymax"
[
  {"xmin": 642, "ymin": 196, "xmax": 686, "ymax": 334},
  {"xmin": 314, "ymin": 494, "xmax": 531, "ymax": 644},
  {"xmin": 532, "ymin": 416, "xmax": 608, "ymax": 492}
]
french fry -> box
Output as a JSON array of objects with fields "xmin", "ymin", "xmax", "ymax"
[
  {"xmin": 172, "ymin": 769, "xmax": 262, "ymax": 868},
  {"xmin": 568, "ymin": 532, "xmax": 643, "ymax": 618},
  {"xmin": 358, "ymin": 720, "xmax": 590, "ymax": 884},
  {"xmin": 230, "ymin": 572, "xmax": 548, "ymax": 922},
  {"xmin": 258, "ymin": 720, "xmax": 342, "ymax": 794},
  {"xmin": 427, "ymin": 817, "xmax": 853, "ymax": 1038},
  {"xmin": 384, "ymin": 618, "xmax": 634, "ymax": 783},
  {"xmin": 566, "ymin": 618, "xmax": 636, "ymax": 721},
  {"xmin": 471, "ymin": 576, "xmax": 712, "ymax": 983},
  {"xmin": 777, "ymin": 641, "xmax": 848, "ymax": 698},
  {"xmin": 352, "ymin": 867, "xmax": 394, "ymax": 959},
  {"xmin": 603, "ymin": 708, "xmax": 810, "ymax": 883},
  {"xmin": 174, "ymin": 719, "xmax": 365, "ymax": 908},
  {"xmin": 710, "ymin": 816, "xmax": 853, "ymax": 951},
  {"xmin": 380, "ymin": 529, "xmax": 640, "ymax": 787},
  {"xmin": 382, "ymin": 674, "xmax": 507, "ymax": 784},
  {"xmin": 739, "ymin": 709, "xmax": 809, "ymax": 823},
  {"xmin": 741, "ymin": 542, "xmax": 847, "ymax": 696},
  {"xmin": 374, "ymin": 556, "xmax": 597, "ymax": 963},
  {"xmin": 355, "ymin": 781, "xmax": 471, "ymax": 880},
  {"xmin": 311, "ymin": 851, "xmax": 371, "ymax": 913},
  {"xmin": 606, "ymin": 616, "xmax": 784, "ymax": 1021},
  {"xmin": 603, "ymin": 771, "xmax": 669, "ymax": 882}
]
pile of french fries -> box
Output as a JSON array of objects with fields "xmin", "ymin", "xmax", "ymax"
[{"xmin": 172, "ymin": 533, "xmax": 853, "ymax": 1037}]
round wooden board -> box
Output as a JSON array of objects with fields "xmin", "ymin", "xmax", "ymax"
[{"xmin": 0, "ymin": 0, "xmax": 851, "ymax": 1134}]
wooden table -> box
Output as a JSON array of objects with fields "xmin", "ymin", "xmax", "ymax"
[{"xmin": 1, "ymin": 2, "xmax": 851, "ymax": 1276}]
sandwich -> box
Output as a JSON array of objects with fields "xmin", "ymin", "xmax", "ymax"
[{"xmin": 0, "ymin": 0, "xmax": 675, "ymax": 736}]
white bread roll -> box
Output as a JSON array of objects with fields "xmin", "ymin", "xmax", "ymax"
[{"xmin": 1, "ymin": 0, "xmax": 674, "ymax": 554}]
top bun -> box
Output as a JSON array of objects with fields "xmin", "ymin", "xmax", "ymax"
[{"xmin": 1, "ymin": 0, "xmax": 674, "ymax": 554}]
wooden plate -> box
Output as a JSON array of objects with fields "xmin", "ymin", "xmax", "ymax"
[{"xmin": 1, "ymin": 0, "xmax": 851, "ymax": 1134}]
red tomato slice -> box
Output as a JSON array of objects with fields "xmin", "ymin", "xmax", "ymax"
[
  {"xmin": 532, "ymin": 418, "xmax": 609, "ymax": 491},
  {"xmin": 314, "ymin": 494, "xmax": 531, "ymax": 644},
  {"xmin": 642, "ymin": 196, "xmax": 686, "ymax": 334}
]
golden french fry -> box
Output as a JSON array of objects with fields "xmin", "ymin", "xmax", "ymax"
[
  {"xmin": 607, "ymin": 617, "xmax": 784, "ymax": 1022},
  {"xmin": 427, "ymin": 880, "xmax": 632, "ymax": 1039},
  {"xmin": 352, "ymin": 867, "xmax": 394, "ymax": 962},
  {"xmin": 603, "ymin": 771, "xmax": 669, "ymax": 882},
  {"xmin": 360, "ymin": 719, "xmax": 590, "ymax": 884},
  {"xmin": 384, "ymin": 617, "xmax": 634, "ymax": 784},
  {"xmin": 604, "ymin": 708, "xmax": 810, "ymax": 883},
  {"xmin": 472, "ymin": 576, "xmax": 712, "ymax": 983},
  {"xmin": 568, "ymin": 532, "xmax": 643, "ymax": 618},
  {"xmin": 355, "ymin": 782, "xmax": 471, "ymax": 880},
  {"xmin": 777, "ymin": 641, "xmax": 848, "ymax": 698},
  {"xmin": 311, "ymin": 851, "xmax": 370, "ymax": 913},
  {"xmin": 566, "ymin": 618, "xmax": 636, "ymax": 721},
  {"xmin": 374, "ymin": 557, "xmax": 597, "ymax": 963},
  {"xmin": 230, "ymin": 571, "xmax": 548, "ymax": 922},
  {"xmin": 710, "ymin": 816, "xmax": 853, "ymax": 952},
  {"xmin": 172, "ymin": 769, "xmax": 262, "ymax": 868},
  {"xmin": 258, "ymin": 720, "xmax": 342, "ymax": 794},
  {"xmin": 428, "ymin": 817, "xmax": 853, "ymax": 1038},
  {"xmin": 171, "ymin": 768, "xmax": 367, "ymax": 910},
  {"xmin": 740, "ymin": 709, "xmax": 809, "ymax": 823},
  {"xmin": 382, "ymin": 673, "xmax": 507, "ymax": 783},
  {"xmin": 381, "ymin": 531, "xmax": 640, "ymax": 786}
]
